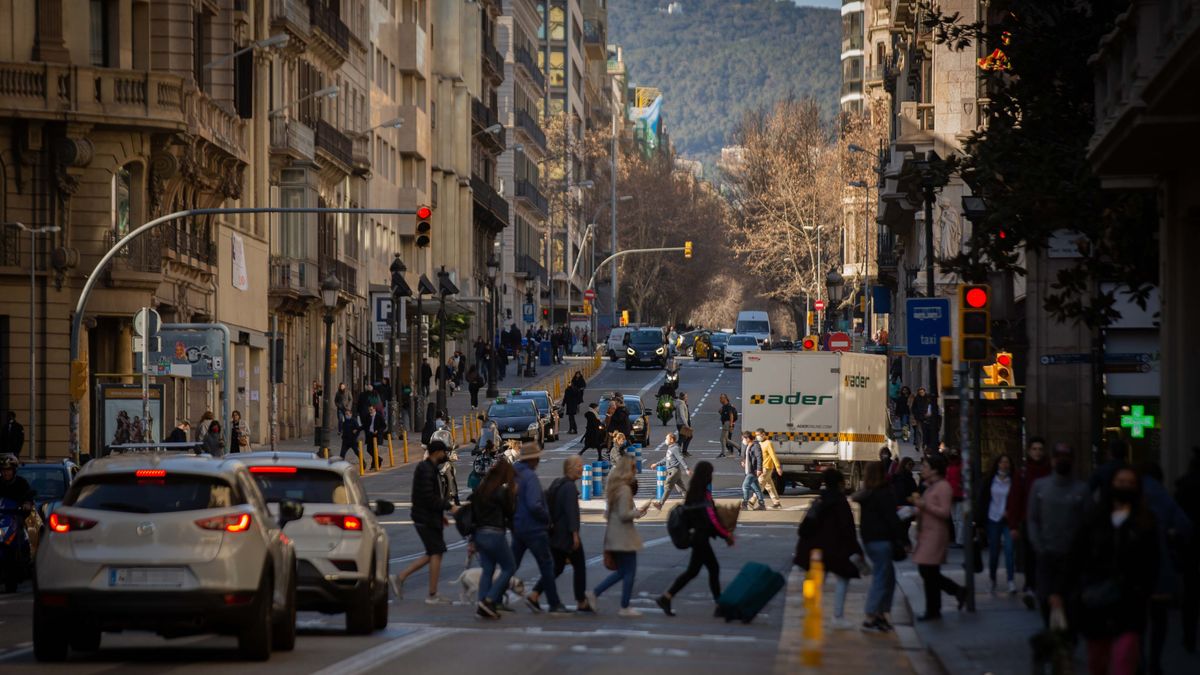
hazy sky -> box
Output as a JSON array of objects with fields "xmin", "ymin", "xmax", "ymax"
[{"xmin": 790, "ymin": 0, "xmax": 841, "ymax": 8}]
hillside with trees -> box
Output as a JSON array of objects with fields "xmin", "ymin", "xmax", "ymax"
[{"xmin": 609, "ymin": 0, "xmax": 839, "ymax": 165}]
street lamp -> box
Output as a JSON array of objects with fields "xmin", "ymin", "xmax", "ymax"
[
  {"xmin": 473, "ymin": 123, "xmax": 503, "ymax": 138},
  {"xmin": 319, "ymin": 273, "xmax": 342, "ymax": 452},
  {"xmin": 203, "ymin": 34, "xmax": 289, "ymax": 70},
  {"xmin": 4, "ymin": 222, "xmax": 61, "ymax": 459},
  {"xmin": 435, "ymin": 266, "xmax": 460, "ymax": 413},
  {"xmin": 486, "ymin": 255, "xmax": 500, "ymax": 398},
  {"xmin": 389, "ymin": 254, "xmax": 411, "ymax": 429},
  {"xmin": 825, "ymin": 266, "xmax": 844, "ymax": 332},
  {"xmin": 849, "ymin": 179, "xmax": 872, "ymax": 339}
]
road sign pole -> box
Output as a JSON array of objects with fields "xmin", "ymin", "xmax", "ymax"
[{"xmin": 141, "ymin": 307, "xmax": 151, "ymax": 443}]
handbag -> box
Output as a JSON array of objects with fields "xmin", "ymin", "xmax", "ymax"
[
  {"xmin": 680, "ymin": 425, "xmax": 694, "ymax": 440},
  {"xmin": 603, "ymin": 551, "xmax": 617, "ymax": 571}
]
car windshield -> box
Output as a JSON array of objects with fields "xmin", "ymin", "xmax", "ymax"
[
  {"xmin": 599, "ymin": 397, "xmax": 642, "ymax": 415},
  {"xmin": 65, "ymin": 473, "xmax": 239, "ymax": 513},
  {"xmin": 737, "ymin": 320, "xmax": 770, "ymax": 334},
  {"xmin": 17, "ymin": 466, "xmax": 69, "ymax": 501},
  {"xmin": 710, "ymin": 333, "xmax": 730, "ymax": 345},
  {"xmin": 513, "ymin": 392, "xmax": 551, "ymax": 413},
  {"xmin": 489, "ymin": 402, "xmax": 536, "ymax": 417},
  {"xmin": 628, "ymin": 331, "xmax": 663, "ymax": 346},
  {"xmin": 729, "ymin": 336, "xmax": 759, "ymax": 346},
  {"xmin": 251, "ymin": 468, "xmax": 349, "ymax": 504}
]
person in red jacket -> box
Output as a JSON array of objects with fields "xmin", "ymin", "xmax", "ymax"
[
  {"xmin": 1005, "ymin": 436, "xmax": 1051, "ymax": 610},
  {"xmin": 945, "ymin": 449, "xmax": 965, "ymax": 546}
]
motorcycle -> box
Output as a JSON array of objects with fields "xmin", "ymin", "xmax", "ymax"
[
  {"xmin": 656, "ymin": 394, "xmax": 675, "ymax": 426},
  {"xmin": 0, "ymin": 498, "xmax": 32, "ymax": 593}
]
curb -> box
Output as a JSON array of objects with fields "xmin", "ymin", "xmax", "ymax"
[{"xmin": 894, "ymin": 566, "xmax": 949, "ymax": 675}]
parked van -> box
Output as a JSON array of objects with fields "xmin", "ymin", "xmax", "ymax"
[
  {"xmin": 606, "ymin": 327, "xmax": 637, "ymax": 360},
  {"xmin": 735, "ymin": 310, "xmax": 771, "ymax": 345}
]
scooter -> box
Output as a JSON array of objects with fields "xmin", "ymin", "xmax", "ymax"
[
  {"xmin": 0, "ymin": 498, "xmax": 32, "ymax": 593},
  {"xmin": 656, "ymin": 394, "xmax": 675, "ymax": 426}
]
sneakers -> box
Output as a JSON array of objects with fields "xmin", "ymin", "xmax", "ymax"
[
  {"xmin": 523, "ymin": 595, "xmax": 543, "ymax": 614},
  {"xmin": 655, "ymin": 595, "xmax": 675, "ymax": 617},
  {"xmin": 389, "ymin": 576, "xmax": 404, "ymax": 599},
  {"xmin": 1007, "ymin": 580, "xmax": 1017, "ymax": 595},
  {"xmin": 476, "ymin": 600, "xmax": 500, "ymax": 620},
  {"xmin": 771, "ymin": 502, "xmax": 783, "ymax": 509},
  {"xmin": 585, "ymin": 591, "xmax": 599, "ymax": 613},
  {"xmin": 755, "ymin": 502, "xmax": 767, "ymax": 511},
  {"xmin": 829, "ymin": 617, "xmax": 853, "ymax": 630},
  {"xmin": 861, "ymin": 618, "xmax": 886, "ymax": 633},
  {"xmin": 617, "ymin": 607, "xmax": 643, "ymax": 618},
  {"xmin": 547, "ymin": 605, "xmax": 573, "ymax": 616},
  {"xmin": 425, "ymin": 594, "xmax": 452, "ymax": 605},
  {"xmin": 495, "ymin": 600, "xmax": 515, "ymax": 613}
]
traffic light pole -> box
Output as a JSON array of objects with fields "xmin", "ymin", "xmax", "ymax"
[
  {"xmin": 584, "ymin": 246, "xmax": 689, "ymax": 294},
  {"xmin": 960, "ymin": 361, "xmax": 977, "ymax": 612}
]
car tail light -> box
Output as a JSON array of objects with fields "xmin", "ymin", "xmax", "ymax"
[
  {"xmin": 248, "ymin": 466, "xmax": 298, "ymax": 474},
  {"xmin": 223, "ymin": 592, "xmax": 255, "ymax": 605},
  {"xmin": 313, "ymin": 514, "xmax": 363, "ymax": 531},
  {"xmin": 47, "ymin": 513, "xmax": 98, "ymax": 533},
  {"xmin": 195, "ymin": 513, "xmax": 252, "ymax": 532},
  {"xmin": 135, "ymin": 469, "xmax": 166, "ymax": 478}
]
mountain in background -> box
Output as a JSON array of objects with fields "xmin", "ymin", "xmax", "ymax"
[{"xmin": 609, "ymin": 0, "xmax": 839, "ymax": 167}]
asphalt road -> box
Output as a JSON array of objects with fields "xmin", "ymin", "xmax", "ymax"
[{"xmin": 0, "ymin": 358, "xmax": 812, "ymax": 674}]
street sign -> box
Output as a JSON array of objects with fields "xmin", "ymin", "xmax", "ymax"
[
  {"xmin": 371, "ymin": 291, "xmax": 405, "ymax": 343},
  {"xmin": 133, "ymin": 308, "xmax": 161, "ymax": 337},
  {"xmin": 814, "ymin": 300, "xmax": 825, "ymax": 312},
  {"xmin": 522, "ymin": 303, "xmax": 535, "ymax": 324},
  {"xmin": 828, "ymin": 332, "xmax": 851, "ymax": 353},
  {"xmin": 583, "ymin": 288, "xmax": 596, "ymax": 301},
  {"xmin": 905, "ymin": 298, "xmax": 950, "ymax": 357}
]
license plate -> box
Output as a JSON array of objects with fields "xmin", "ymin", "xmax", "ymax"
[{"xmin": 108, "ymin": 567, "xmax": 187, "ymax": 588}]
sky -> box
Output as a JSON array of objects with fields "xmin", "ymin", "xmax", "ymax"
[{"xmin": 790, "ymin": 0, "xmax": 841, "ymax": 8}]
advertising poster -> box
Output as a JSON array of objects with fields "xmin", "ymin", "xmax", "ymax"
[{"xmin": 98, "ymin": 383, "xmax": 164, "ymax": 451}]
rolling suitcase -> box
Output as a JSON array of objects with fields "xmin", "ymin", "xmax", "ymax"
[{"xmin": 715, "ymin": 561, "xmax": 785, "ymax": 623}]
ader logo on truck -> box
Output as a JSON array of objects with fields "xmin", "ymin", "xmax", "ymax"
[
  {"xmin": 748, "ymin": 393, "xmax": 833, "ymax": 406},
  {"xmin": 844, "ymin": 374, "xmax": 870, "ymax": 388}
]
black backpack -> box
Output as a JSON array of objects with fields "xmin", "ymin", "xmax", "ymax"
[
  {"xmin": 667, "ymin": 504, "xmax": 696, "ymax": 549},
  {"xmin": 454, "ymin": 498, "xmax": 476, "ymax": 538}
]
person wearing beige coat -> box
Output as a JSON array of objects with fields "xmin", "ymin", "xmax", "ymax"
[
  {"xmin": 912, "ymin": 454, "xmax": 965, "ymax": 620},
  {"xmin": 593, "ymin": 456, "xmax": 650, "ymax": 616}
]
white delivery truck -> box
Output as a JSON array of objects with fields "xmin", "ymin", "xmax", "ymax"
[{"xmin": 741, "ymin": 350, "xmax": 890, "ymax": 489}]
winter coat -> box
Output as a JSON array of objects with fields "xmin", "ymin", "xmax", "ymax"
[
  {"xmin": 1071, "ymin": 504, "xmax": 1158, "ymax": 639},
  {"xmin": 1142, "ymin": 476, "xmax": 1193, "ymax": 597},
  {"xmin": 856, "ymin": 486, "xmax": 905, "ymax": 545},
  {"xmin": 547, "ymin": 477, "xmax": 582, "ymax": 552},
  {"xmin": 1006, "ymin": 456, "xmax": 1052, "ymax": 527},
  {"xmin": 411, "ymin": 459, "xmax": 452, "ymax": 528},
  {"xmin": 563, "ymin": 385, "xmax": 583, "ymax": 415},
  {"xmin": 512, "ymin": 460, "xmax": 550, "ymax": 535},
  {"xmin": 912, "ymin": 478, "xmax": 953, "ymax": 565},
  {"xmin": 602, "ymin": 483, "xmax": 643, "ymax": 552},
  {"xmin": 584, "ymin": 410, "xmax": 606, "ymax": 448},
  {"xmin": 794, "ymin": 490, "xmax": 862, "ymax": 578},
  {"xmin": 470, "ymin": 485, "xmax": 515, "ymax": 531}
]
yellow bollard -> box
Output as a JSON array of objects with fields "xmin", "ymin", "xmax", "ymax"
[
  {"xmin": 450, "ymin": 418, "xmax": 457, "ymax": 444},
  {"xmin": 357, "ymin": 439, "xmax": 365, "ymax": 476},
  {"xmin": 402, "ymin": 429, "xmax": 410, "ymax": 463},
  {"xmin": 463, "ymin": 415, "xmax": 471, "ymax": 442},
  {"xmin": 371, "ymin": 435, "xmax": 380, "ymax": 472},
  {"xmin": 801, "ymin": 549, "xmax": 825, "ymax": 666},
  {"xmin": 386, "ymin": 433, "xmax": 395, "ymax": 467},
  {"xmin": 322, "ymin": 446, "xmax": 329, "ymax": 459}
]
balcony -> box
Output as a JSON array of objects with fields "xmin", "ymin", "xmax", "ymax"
[
  {"xmin": 271, "ymin": 0, "xmax": 311, "ymax": 44},
  {"xmin": 314, "ymin": 119, "xmax": 353, "ymax": 172},
  {"xmin": 583, "ymin": 20, "xmax": 606, "ymax": 57},
  {"xmin": 270, "ymin": 116, "xmax": 315, "ymax": 161},
  {"xmin": 896, "ymin": 101, "xmax": 935, "ymax": 146},
  {"xmin": 351, "ymin": 133, "xmax": 370, "ymax": 176},
  {"xmin": 515, "ymin": 179, "xmax": 548, "ymax": 217},
  {"xmin": 308, "ymin": 0, "xmax": 349, "ymax": 65},
  {"xmin": 864, "ymin": 63, "xmax": 886, "ymax": 84},
  {"xmin": 164, "ymin": 224, "xmax": 217, "ymax": 267},
  {"xmin": 270, "ymin": 256, "xmax": 319, "ymax": 305},
  {"xmin": 325, "ymin": 258, "xmax": 358, "ymax": 296},
  {"xmin": 514, "ymin": 108, "xmax": 547, "ymax": 152},
  {"xmin": 514, "ymin": 46, "xmax": 546, "ymax": 91},
  {"xmin": 516, "ymin": 253, "xmax": 547, "ymax": 284},
  {"xmin": 471, "ymin": 97, "xmax": 505, "ymax": 153},
  {"xmin": 482, "ymin": 39, "xmax": 504, "ymax": 84},
  {"xmin": 396, "ymin": 22, "xmax": 429, "ymax": 79},
  {"xmin": 471, "ymin": 173, "xmax": 510, "ymax": 233},
  {"xmin": 396, "ymin": 104, "xmax": 431, "ymax": 160}
]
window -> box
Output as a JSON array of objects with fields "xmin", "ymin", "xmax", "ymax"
[
  {"xmin": 841, "ymin": 11, "xmax": 864, "ymax": 53},
  {"xmin": 112, "ymin": 163, "xmax": 144, "ymax": 234},
  {"xmin": 279, "ymin": 169, "xmax": 310, "ymax": 259},
  {"xmin": 66, "ymin": 473, "xmax": 240, "ymax": 512},
  {"xmin": 193, "ymin": 9, "xmax": 213, "ymax": 93},
  {"xmin": 89, "ymin": 0, "xmax": 109, "ymax": 66}
]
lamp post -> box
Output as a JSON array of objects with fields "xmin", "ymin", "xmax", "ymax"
[
  {"xmin": 435, "ymin": 266, "xmax": 459, "ymax": 414},
  {"xmin": 825, "ymin": 266, "xmax": 844, "ymax": 334},
  {"xmin": 319, "ymin": 273, "xmax": 341, "ymax": 452},
  {"xmin": 389, "ymin": 254, "xmax": 412, "ymax": 430},
  {"xmin": 486, "ymin": 255, "xmax": 500, "ymax": 398},
  {"xmin": 4, "ymin": 222, "xmax": 60, "ymax": 460},
  {"xmin": 917, "ymin": 152, "xmax": 941, "ymax": 392}
]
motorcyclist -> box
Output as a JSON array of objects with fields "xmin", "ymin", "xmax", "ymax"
[{"xmin": 0, "ymin": 455, "xmax": 34, "ymax": 510}]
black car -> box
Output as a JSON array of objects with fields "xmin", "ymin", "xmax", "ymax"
[
  {"xmin": 485, "ymin": 398, "xmax": 544, "ymax": 448},
  {"xmin": 623, "ymin": 329, "xmax": 668, "ymax": 369},
  {"xmin": 708, "ymin": 332, "xmax": 730, "ymax": 361},
  {"xmin": 16, "ymin": 459, "xmax": 79, "ymax": 509},
  {"xmin": 597, "ymin": 394, "xmax": 650, "ymax": 446},
  {"xmin": 511, "ymin": 390, "xmax": 560, "ymax": 442}
]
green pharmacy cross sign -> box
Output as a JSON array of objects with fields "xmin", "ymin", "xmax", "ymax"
[{"xmin": 1120, "ymin": 405, "xmax": 1156, "ymax": 439}]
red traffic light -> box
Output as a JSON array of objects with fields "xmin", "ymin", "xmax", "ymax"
[
  {"xmin": 997, "ymin": 352, "xmax": 1012, "ymax": 367},
  {"xmin": 965, "ymin": 287, "xmax": 989, "ymax": 308},
  {"xmin": 416, "ymin": 206, "xmax": 432, "ymax": 219},
  {"xmin": 803, "ymin": 338, "xmax": 815, "ymax": 350}
]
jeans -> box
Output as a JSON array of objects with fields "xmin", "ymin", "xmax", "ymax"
[
  {"xmin": 742, "ymin": 473, "xmax": 764, "ymax": 505},
  {"xmin": 918, "ymin": 564, "xmax": 963, "ymax": 616},
  {"xmin": 833, "ymin": 574, "xmax": 850, "ymax": 619},
  {"xmin": 986, "ymin": 518, "xmax": 1015, "ymax": 582},
  {"xmin": 667, "ymin": 538, "xmax": 721, "ymax": 601},
  {"xmin": 675, "ymin": 424, "xmax": 692, "ymax": 453},
  {"xmin": 474, "ymin": 527, "xmax": 516, "ymax": 604},
  {"xmin": 511, "ymin": 529, "xmax": 561, "ymax": 608},
  {"xmin": 864, "ymin": 540, "xmax": 896, "ymax": 616},
  {"xmin": 594, "ymin": 551, "xmax": 637, "ymax": 608},
  {"xmin": 533, "ymin": 546, "xmax": 587, "ymax": 603}
]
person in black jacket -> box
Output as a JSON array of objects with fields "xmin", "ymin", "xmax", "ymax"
[
  {"xmin": 655, "ymin": 461, "xmax": 734, "ymax": 616},
  {"xmin": 470, "ymin": 460, "xmax": 517, "ymax": 619},
  {"xmin": 390, "ymin": 441, "xmax": 458, "ymax": 604},
  {"xmin": 580, "ymin": 403, "xmax": 606, "ymax": 461},
  {"xmin": 608, "ymin": 396, "xmax": 632, "ymax": 441},
  {"xmin": 562, "ymin": 382, "xmax": 583, "ymax": 434},
  {"xmin": 855, "ymin": 461, "xmax": 907, "ymax": 632},
  {"xmin": 1, "ymin": 413, "xmax": 25, "ymax": 457},
  {"xmin": 795, "ymin": 468, "xmax": 863, "ymax": 629},
  {"xmin": 526, "ymin": 456, "xmax": 595, "ymax": 612},
  {"xmin": 339, "ymin": 415, "xmax": 361, "ymax": 461}
]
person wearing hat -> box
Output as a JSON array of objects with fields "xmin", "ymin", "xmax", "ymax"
[
  {"xmin": 511, "ymin": 442, "xmax": 571, "ymax": 614},
  {"xmin": 391, "ymin": 440, "xmax": 459, "ymax": 604},
  {"xmin": 1027, "ymin": 442, "xmax": 1090, "ymax": 626}
]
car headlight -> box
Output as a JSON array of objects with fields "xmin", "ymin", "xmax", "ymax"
[
  {"xmin": 655, "ymin": 346, "xmax": 666, "ymax": 355},
  {"xmin": 527, "ymin": 422, "xmax": 540, "ymax": 431},
  {"xmin": 627, "ymin": 347, "xmax": 636, "ymax": 355}
]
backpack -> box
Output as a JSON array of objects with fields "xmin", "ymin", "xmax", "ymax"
[
  {"xmin": 667, "ymin": 503, "xmax": 696, "ymax": 549},
  {"xmin": 453, "ymin": 498, "xmax": 476, "ymax": 538},
  {"xmin": 545, "ymin": 477, "xmax": 568, "ymax": 535}
]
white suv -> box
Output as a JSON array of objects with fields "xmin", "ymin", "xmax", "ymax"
[
  {"xmin": 34, "ymin": 453, "xmax": 301, "ymax": 662},
  {"xmin": 238, "ymin": 452, "xmax": 393, "ymax": 634}
]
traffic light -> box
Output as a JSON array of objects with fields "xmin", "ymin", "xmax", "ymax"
[
  {"xmin": 70, "ymin": 357, "xmax": 89, "ymax": 401},
  {"xmin": 620, "ymin": 310, "xmax": 629, "ymax": 326},
  {"xmin": 415, "ymin": 206, "xmax": 432, "ymax": 248},
  {"xmin": 994, "ymin": 351, "xmax": 1014, "ymax": 386},
  {"xmin": 542, "ymin": 308, "xmax": 550, "ymax": 320},
  {"xmin": 583, "ymin": 299, "xmax": 592, "ymax": 315},
  {"xmin": 801, "ymin": 335, "xmax": 818, "ymax": 351},
  {"xmin": 939, "ymin": 336, "xmax": 954, "ymax": 393},
  {"xmin": 390, "ymin": 254, "xmax": 411, "ymax": 298},
  {"xmin": 684, "ymin": 241, "xmax": 693, "ymax": 259},
  {"xmin": 958, "ymin": 283, "xmax": 991, "ymax": 362}
]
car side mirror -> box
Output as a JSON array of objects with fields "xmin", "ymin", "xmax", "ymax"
[
  {"xmin": 373, "ymin": 499, "xmax": 395, "ymax": 516},
  {"xmin": 277, "ymin": 499, "xmax": 304, "ymax": 527}
]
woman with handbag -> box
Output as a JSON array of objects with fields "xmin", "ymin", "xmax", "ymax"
[
  {"xmin": 794, "ymin": 468, "xmax": 864, "ymax": 630},
  {"xmin": 673, "ymin": 392, "xmax": 693, "ymax": 456},
  {"xmin": 911, "ymin": 454, "xmax": 966, "ymax": 620},
  {"xmin": 230, "ymin": 410, "xmax": 251, "ymax": 452},
  {"xmin": 855, "ymin": 462, "xmax": 907, "ymax": 632},
  {"xmin": 592, "ymin": 455, "xmax": 650, "ymax": 616}
]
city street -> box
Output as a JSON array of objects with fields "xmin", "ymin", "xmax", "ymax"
[{"xmin": 0, "ymin": 359, "xmax": 899, "ymax": 674}]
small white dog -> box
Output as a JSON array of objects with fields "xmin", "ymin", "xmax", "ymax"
[{"xmin": 454, "ymin": 567, "xmax": 526, "ymax": 604}]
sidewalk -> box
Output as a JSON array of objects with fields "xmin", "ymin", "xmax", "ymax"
[{"xmin": 894, "ymin": 547, "xmax": 1198, "ymax": 674}]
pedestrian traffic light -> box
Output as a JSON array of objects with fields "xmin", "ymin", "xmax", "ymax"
[
  {"xmin": 684, "ymin": 241, "xmax": 693, "ymax": 259},
  {"xmin": 542, "ymin": 308, "xmax": 549, "ymax": 320},
  {"xmin": 801, "ymin": 335, "xmax": 818, "ymax": 351},
  {"xmin": 415, "ymin": 206, "xmax": 432, "ymax": 248},
  {"xmin": 958, "ymin": 283, "xmax": 991, "ymax": 362}
]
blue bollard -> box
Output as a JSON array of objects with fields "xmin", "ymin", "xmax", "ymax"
[
  {"xmin": 599, "ymin": 460, "xmax": 610, "ymax": 493},
  {"xmin": 593, "ymin": 460, "xmax": 605, "ymax": 496},
  {"xmin": 582, "ymin": 464, "xmax": 593, "ymax": 501},
  {"xmin": 631, "ymin": 444, "xmax": 643, "ymax": 473},
  {"xmin": 656, "ymin": 465, "xmax": 666, "ymax": 502}
]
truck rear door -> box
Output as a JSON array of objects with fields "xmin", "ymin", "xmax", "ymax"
[
  {"xmin": 836, "ymin": 353, "xmax": 890, "ymax": 462},
  {"xmin": 787, "ymin": 352, "xmax": 839, "ymax": 460}
]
